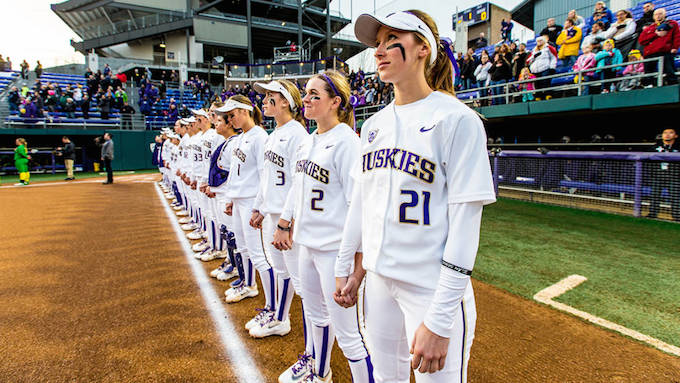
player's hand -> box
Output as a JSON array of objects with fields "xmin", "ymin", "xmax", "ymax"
[
  {"xmin": 190, "ymin": 180, "xmax": 197, "ymax": 190},
  {"xmin": 225, "ymin": 202, "xmax": 233, "ymax": 216},
  {"xmin": 672, "ymin": 48, "xmax": 678, "ymax": 54},
  {"xmin": 272, "ymin": 220, "xmax": 293, "ymax": 251},
  {"xmin": 176, "ymin": 170, "xmax": 181, "ymax": 176},
  {"xmin": 333, "ymin": 276, "xmax": 359, "ymax": 308},
  {"xmin": 249, "ymin": 211, "xmax": 264, "ymax": 229},
  {"xmin": 199, "ymin": 184, "xmax": 207, "ymax": 193},
  {"xmin": 410, "ymin": 323, "xmax": 450, "ymax": 374}
]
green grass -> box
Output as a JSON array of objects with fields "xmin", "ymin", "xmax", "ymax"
[
  {"xmin": 477, "ymin": 198, "xmax": 680, "ymax": 347},
  {"xmin": 0, "ymin": 169, "xmax": 159, "ymax": 184}
]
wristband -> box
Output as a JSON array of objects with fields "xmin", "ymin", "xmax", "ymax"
[{"xmin": 277, "ymin": 224, "xmax": 291, "ymax": 232}]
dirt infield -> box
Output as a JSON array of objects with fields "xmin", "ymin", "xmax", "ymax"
[{"xmin": 0, "ymin": 175, "xmax": 678, "ymax": 382}]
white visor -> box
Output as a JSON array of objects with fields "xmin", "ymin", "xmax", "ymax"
[
  {"xmin": 180, "ymin": 116, "xmax": 196, "ymax": 125},
  {"xmin": 354, "ymin": 11, "xmax": 438, "ymax": 65},
  {"xmin": 191, "ymin": 108, "xmax": 209, "ymax": 118},
  {"xmin": 253, "ymin": 81, "xmax": 297, "ymax": 111},
  {"xmin": 215, "ymin": 100, "xmax": 254, "ymax": 113}
]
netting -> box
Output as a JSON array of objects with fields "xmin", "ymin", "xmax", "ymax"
[{"xmin": 489, "ymin": 150, "xmax": 680, "ymax": 222}]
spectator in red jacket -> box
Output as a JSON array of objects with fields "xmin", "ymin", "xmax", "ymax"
[
  {"xmin": 116, "ymin": 72, "xmax": 127, "ymax": 85},
  {"xmin": 638, "ymin": 8, "xmax": 680, "ymax": 86}
]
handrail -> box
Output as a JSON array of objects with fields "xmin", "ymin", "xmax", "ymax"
[{"xmin": 459, "ymin": 56, "xmax": 665, "ymax": 104}]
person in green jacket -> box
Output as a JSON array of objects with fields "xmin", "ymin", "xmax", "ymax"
[{"xmin": 14, "ymin": 138, "xmax": 31, "ymax": 185}]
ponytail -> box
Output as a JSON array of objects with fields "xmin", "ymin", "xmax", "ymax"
[
  {"xmin": 278, "ymin": 79, "xmax": 306, "ymax": 126},
  {"xmin": 407, "ymin": 9, "xmax": 455, "ymax": 96},
  {"xmin": 229, "ymin": 94, "xmax": 263, "ymax": 125}
]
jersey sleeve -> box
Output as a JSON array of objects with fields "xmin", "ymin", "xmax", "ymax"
[
  {"xmin": 252, "ymin": 136, "xmax": 268, "ymax": 212},
  {"xmin": 335, "ymin": 132, "xmax": 361, "ymax": 205},
  {"xmin": 423, "ymin": 201, "xmax": 483, "ymax": 338},
  {"xmin": 335, "ymin": 161, "xmax": 363, "ymax": 277},
  {"xmin": 442, "ymin": 111, "xmax": 496, "ymax": 205}
]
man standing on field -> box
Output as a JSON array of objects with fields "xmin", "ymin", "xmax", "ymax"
[
  {"xmin": 101, "ymin": 133, "xmax": 114, "ymax": 185},
  {"xmin": 57, "ymin": 136, "xmax": 76, "ymax": 180}
]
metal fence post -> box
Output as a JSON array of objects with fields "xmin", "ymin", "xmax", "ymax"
[
  {"xmin": 492, "ymin": 155, "xmax": 499, "ymax": 195},
  {"xmin": 657, "ymin": 56, "xmax": 664, "ymax": 87},
  {"xmin": 504, "ymin": 83, "xmax": 509, "ymax": 104},
  {"xmin": 576, "ymin": 69, "xmax": 582, "ymax": 96},
  {"xmin": 633, "ymin": 159, "xmax": 643, "ymax": 217}
]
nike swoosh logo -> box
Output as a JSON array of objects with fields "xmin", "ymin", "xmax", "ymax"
[
  {"xmin": 325, "ymin": 145, "xmax": 334, "ymax": 149},
  {"xmin": 280, "ymin": 139, "xmax": 287, "ymax": 142},
  {"xmin": 419, "ymin": 125, "xmax": 435, "ymax": 132}
]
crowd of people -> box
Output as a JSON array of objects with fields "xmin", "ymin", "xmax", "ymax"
[{"xmin": 457, "ymin": 2, "xmax": 679, "ymax": 105}]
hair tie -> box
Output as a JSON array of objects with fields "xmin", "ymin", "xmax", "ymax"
[{"xmin": 440, "ymin": 38, "xmax": 460, "ymax": 82}]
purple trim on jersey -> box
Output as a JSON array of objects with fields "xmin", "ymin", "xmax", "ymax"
[
  {"xmin": 208, "ymin": 141, "xmax": 230, "ymax": 187},
  {"xmin": 318, "ymin": 325, "xmax": 330, "ymax": 378},
  {"xmin": 277, "ymin": 278, "xmax": 290, "ymax": 321}
]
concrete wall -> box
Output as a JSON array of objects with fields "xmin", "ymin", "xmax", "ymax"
[
  {"xmin": 105, "ymin": 31, "xmax": 203, "ymax": 65},
  {"xmin": 107, "ymin": 42, "xmax": 154, "ymax": 62},
  {"xmin": 116, "ymin": 0, "xmax": 187, "ymax": 12}
]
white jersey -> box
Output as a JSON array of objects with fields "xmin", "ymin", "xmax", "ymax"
[
  {"xmin": 189, "ymin": 131, "xmax": 204, "ymax": 182},
  {"xmin": 253, "ymin": 119, "xmax": 309, "ymax": 215},
  {"xmin": 161, "ymin": 139, "xmax": 172, "ymax": 165},
  {"xmin": 212, "ymin": 134, "xmax": 239, "ymax": 194},
  {"xmin": 199, "ymin": 129, "xmax": 224, "ymax": 184},
  {"xmin": 168, "ymin": 142, "xmax": 179, "ymax": 172},
  {"xmin": 286, "ymin": 123, "xmax": 360, "ymax": 251},
  {"xmin": 347, "ymin": 91, "xmax": 495, "ymax": 289},
  {"xmin": 226, "ymin": 125, "xmax": 268, "ymax": 199},
  {"xmin": 178, "ymin": 134, "xmax": 190, "ymax": 174}
]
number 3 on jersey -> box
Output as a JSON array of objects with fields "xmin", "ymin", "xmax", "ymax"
[{"xmin": 399, "ymin": 189, "xmax": 430, "ymax": 225}]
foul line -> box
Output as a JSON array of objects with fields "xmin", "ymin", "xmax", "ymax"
[
  {"xmin": 534, "ymin": 275, "xmax": 680, "ymax": 357},
  {"xmin": 154, "ymin": 183, "xmax": 264, "ymax": 383}
]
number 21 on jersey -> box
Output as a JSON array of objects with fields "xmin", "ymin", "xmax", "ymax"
[{"xmin": 399, "ymin": 189, "xmax": 430, "ymax": 225}]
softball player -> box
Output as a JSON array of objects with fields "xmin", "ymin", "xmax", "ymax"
[
  {"xmin": 176, "ymin": 118, "xmax": 194, "ymax": 221},
  {"xmin": 273, "ymin": 71, "xmax": 373, "ymax": 383},
  {"xmin": 181, "ymin": 117, "xmax": 203, "ymax": 235},
  {"xmin": 223, "ymin": 95, "xmax": 274, "ymax": 313},
  {"xmin": 247, "ymin": 80, "xmax": 309, "ymax": 342},
  {"xmin": 334, "ymin": 10, "xmax": 496, "ymax": 383},
  {"xmin": 209, "ymin": 103, "xmax": 242, "ymax": 282}
]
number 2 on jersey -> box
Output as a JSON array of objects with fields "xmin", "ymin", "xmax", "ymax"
[
  {"xmin": 399, "ymin": 190, "xmax": 430, "ymax": 225},
  {"xmin": 311, "ymin": 189, "xmax": 324, "ymax": 211}
]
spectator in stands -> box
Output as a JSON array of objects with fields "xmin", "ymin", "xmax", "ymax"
[
  {"xmin": 501, "ymin": 18, "xmax": 513, "ymax": 42},
  {"xmin": 116, "ymin": 72, "xmax": 127, "ymax": 86},
  {"xmin": 139, "ymin": 96, "xmax": 152, "ymax": 116},
  {"xmin": 619, "ymin": 49, "xmax": 645, "ymax": 91},
  {"xmin": 120, "ymin": 102, "xmax": 135, "ymax": 129},
  {"xmin": 73, "ymin": 85, "xmax": 83, "ymax": 105},
  {"xmin": 170, "ymin": 70, "xmax": 178, "ymax": 82},
  {"xmin": 81, "ymin": 94, "xmax": 90, "ymax": 119},
  {"xmin": 35, "ymin": 61, "xmax": 42, "ymax": 78},
  {"xmin": 145, "ymin": 67, "xmax": 152, "ymax": 80},
  {"xmin": 474, "ymin": 32, "xmax": 488, "ymax": 49},
  {"xmin": 103, "ymin": 64, "xmax": 111, "ymax": 78},
  {"xmin": 165, "ymin": 103, "xmax": 178, "ymax": 121},
  {"xmin": 582, "ymin": 21, "xmax": 607, "ymax": 50},
  {"xmin": 568, "ymin": 9, "xmax": 586, "ymax": 31},
  {"xmin": 636, "ymin": 2, "xmax": 655, "ymax": 36},
  {"xmin": 0, "ymin": 55, "xmax": 6, "ymax": 71},
  {"xmin": 604, "ymin": 10, "xmax": 637, "ymax": 57},
  {"xmin": 57, "ymin": 136, "xmax": 76, "ymax": 180},
  {"xmin": 512, "ymin": 43, "xmax": 529, "ymax": 79},
  {"xmin": 133, "ymin": 68, "xmax": 142, "ymax": 87},
  {"xmin": 573, "ymin": 44, "xmax": 598, "ymax": 95},
  {"xmin": 527, "ymin": 36, "xmax": 557, "ymax": 99},
  {"xmin": 595, "ymin": 39, "xmax": 624, "ymax": 93},
  {"xmin": 365, "ymin": 83, "xmax": 377, "ymax": 105},
  {"xmin": 100, "ymin": 133, "xmax": 114, "ymax": 184},
  {"xmin": 460, "ymin": 52, "xmax": 477, "ymax": 90},
  {"xmin": 63, "ymin": 98, "xmax": 76, "ymax": 119},
  {"xmin": 586, "ymin": 1, "xmax": 614, "ymax": 34},
  {"xmin": 22, "ymin": 98, "xmax": 38, "ymax": 118},
  {"xmin": 488, "ymin": 53, "xmax": 512, "ymax": 105},
  {"xmin": 85, "ymin": 68, "xmax": 93, "ymax": 78},
  {"xmin": 179, "ymin": 104, "xmax": 190, "ymax": 118},
  {"xmin": 647, "ymin": 127, "xmax": 680, "ymax": 220},
  {"xmin": 639, "ymin": 8, "xmax": 680, "ymax": 87},
  {"xmin": 45, "ymin": 89, "xmax": 58, "ymax": 113},
  {"xmin": 557, "ymin": 18, "xmax": 583, "ymax": 70},
  {"xmin": 541, "ymin": 18, "xmax": 563, "ymax": 46},
  {"xmin": 474, "ymin": 53, "xmax": 492, "ymax": 102},
  {"xmin": 20, "ymin": 60, "xmax": 29, "ymax": 79},
  {"xmin": 518, "ymin": 67, "xmax": 536, "ymax": 102},
  {"xmin": 114, "ymin": 86, "xmax": 127, "ymax": 109},
  {"xmin": 159, "ymin": 80, "xmax": 167, "ymax": 99},
  {"xmin": 99, "ymin": 94, "xmax": 112, "ymax": 119},
  {"xmin": 8, "ymin": 86, "xmax": 20, "ymax": 113}
]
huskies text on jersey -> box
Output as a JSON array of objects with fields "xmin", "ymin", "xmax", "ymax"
[
  {"xmin": 362, "ymin": 148, "xmax": 435, "ymax": 183},
  {"xmin": 296, "ymin": 159, "xmax": 330, "ymax": 184}
]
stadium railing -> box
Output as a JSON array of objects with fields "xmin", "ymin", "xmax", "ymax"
[
  {"xmin": 4, "ymin": 120, "xmax": 123, "ymax": 130},
  {"xmin": 458, "ymin": 57, "xmax": 665, "ymax": 105},
  {"xmin": 490, "ymin": 149, "xmax": 680, "ymax": 221}
]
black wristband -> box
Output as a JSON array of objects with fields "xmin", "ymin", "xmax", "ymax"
[{"xmin": 277, "ymin": 224, "xmax": 291, "ymax": 232}]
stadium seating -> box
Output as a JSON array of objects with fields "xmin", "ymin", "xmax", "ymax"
[
  {"xmin": 0, "ymin": 71, "xmax": 18, "ymax": 92},
  {"xmin": 144, "ymin": 88, "xmax": 205, "ymax": 129}
]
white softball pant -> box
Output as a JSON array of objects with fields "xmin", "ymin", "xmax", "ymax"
[
  {"xmin": 298, "ymin": 245, "xmax": 368, "ymax": 361},
  {"xmin": 263, "ymin": 213, "xmax": 299, "ymax": 322},
  {"xmin": 364, "ymin": 272, "xmax": 476, "ymax": 383}
]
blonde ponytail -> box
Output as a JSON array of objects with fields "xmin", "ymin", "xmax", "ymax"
[{"xmin": 407, "ymin": 9, "xmax": 455, "ymax": 96}]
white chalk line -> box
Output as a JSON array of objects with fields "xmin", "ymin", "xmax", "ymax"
[
  {"xmin": 534, "ymin": 275, "xmax": 680, "ymax": 357},
  {"xmin": 154, "ymin": 183, "xmax": 264, "ymax": 383}
]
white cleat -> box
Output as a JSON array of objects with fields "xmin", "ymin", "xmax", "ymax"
[
  {"xmin": 181, "ymin": 222, "xmax": 198, "ymax": 231},
  {"xmin": 194, "ymin": 248, "xmax": 210, "ymax": 259},
  {"xmin": 305, "ymin": 371, "xmax": 332, "ymax": 383},
  {"xmin": 210, "ymin": 261, "xmax": 230, "ymax": 278},
  {"xmin": 178, "ymin": 217, "xmax": 192, "ymax": 224},
  {"xmin": 224, "ymin": 284, "xmax": 258, "ymax": 303},
  {"xmin": 215, "ymin": 250, "xmax": 228, "ymax": 259},
  {"xmin": 176, "ymin": 210, "xmax": 189, "ymax": 216},
  {"xmin": 186, "ymin": 230, "xmax": 203, "ymax": 240},
  {"xmin": 279, "ymin": 353, "xmax": 314, "ymax": 383},
  {"xmin": 200, "ymin": 250, "xmax": 221, "ymax": 262},
  {"xmin": 192, "ymin": 240, "xmax": 209, "ymax": 252},
  {"xmin": 216, "ymin": 266, "xmax": 238, "ymax": 281},
  {"xmin": 250, "ymin": 316, "xmax": 291, "ymax": 338},
  {"xmin": 172, "ymin": 205, "xmax": 182, "ymax": 211},
  {"xmin": 201, "ymin": 231, "xmax": 209, "ymax": 239},
  {"xmin": 245, "ymin": 308, "xmax": 272, "ymax": 331}
]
